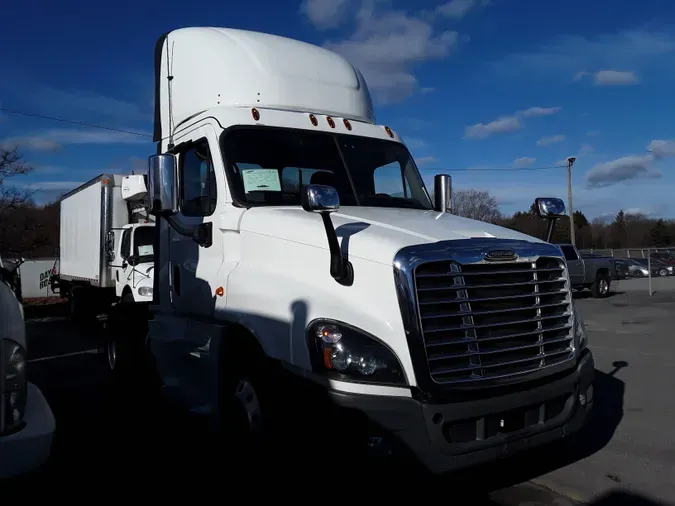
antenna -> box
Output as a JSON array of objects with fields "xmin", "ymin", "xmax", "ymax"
[{"xmin": 166, "ymin": 39, "xmax": 176, "ymax": 149}]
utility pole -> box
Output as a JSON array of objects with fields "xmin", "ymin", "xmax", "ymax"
[{"xmin": 567, "ymin": 157, "xmax": 576, "ymax": 246}]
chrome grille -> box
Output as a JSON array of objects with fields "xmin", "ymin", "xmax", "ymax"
[{"xmin": 414, "ymin": 257, "xmax": 574, "ymax": 384}]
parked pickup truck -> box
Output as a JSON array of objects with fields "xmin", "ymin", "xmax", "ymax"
[{"xmin": 558, "ymin": 244, "xmax": 616, "ymax": 297}]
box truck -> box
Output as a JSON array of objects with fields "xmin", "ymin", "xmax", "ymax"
[
  {"xmin": 138, "ymin": 27, "xmax": 594, "ymax": 474},
  {"xmin": 52, "ymin": 174, "xmax": 154, "ymax": 321}
]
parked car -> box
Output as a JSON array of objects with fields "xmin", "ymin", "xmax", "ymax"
[
  {"xmin": 613, "ymin": 259, "xmax": 631, "ymax": 280},
  {"xmin": 558, "ymin": 244, "xmax": 616, "ymax": 297},
  {"xmin": 651, "ymin": 251, "xmax": 675, "ymax": 267},
  {"xmin": 631, "ymin": 258, "xmax": 673, "ymax": 276},
  {"xmin": 0, "ymin": 271, "xmax": 55, "ymax": 479}
]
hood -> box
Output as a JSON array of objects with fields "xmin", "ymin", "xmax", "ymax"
[
  {"xmin": 240, "ymin": 206, "xmax": 545, "ymax": 265},
  {"xmin": 134, "ymin": 262, "xmax": 154, "ymax": 278}
]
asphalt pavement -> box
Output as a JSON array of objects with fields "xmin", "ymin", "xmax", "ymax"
[{"xmin": 5, "ymin": 285, "xmax": 675, "ymax": 504}]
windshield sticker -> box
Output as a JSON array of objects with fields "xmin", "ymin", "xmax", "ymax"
[
  {"xmin": 137, "ymin": 245, "xmax": 154, "ymax": 256},
  {"xmin": 242, "ymin": 169, "xmax": 281, "ymax": 192}
]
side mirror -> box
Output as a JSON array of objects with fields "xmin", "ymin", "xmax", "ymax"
[
  {"xmin": 301, "ymin": 184, "xmax": 352, "ymax": 285},
  {"xmin": 433, "ymin": 174, "xmax": 452, "ymax": 213},
  {"xmin": 301, "ymin": 184, "xmax": 340, "ymax": 213},
  {"xmin": 105, "ymin": 230, "xmax": 115, "ymax": 261},
  {"xmin": 534, "ymin": 197, "xmax": 566, "ymax": 218},
  {"xmin": 534, "ymin": 197, "xmax": 566, "ymax": 243},
  {"xmin": 148, "ymin": 154, "xmax": 179, "ymax": 216},
  {"xmin": 127, "ymin": 255, "xmax": 138, "ymax": 267}
]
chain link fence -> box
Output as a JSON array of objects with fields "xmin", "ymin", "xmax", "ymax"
[{"xmin": 580, "ymin": 248, "xmax": 675, "ymax": 296}]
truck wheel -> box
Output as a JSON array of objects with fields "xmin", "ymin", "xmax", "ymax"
[
  {"xmin": 591, "ymin": 274, "xmax": 611, "ymax": 298},
  {"xmin": 220, "ymin": 359, "xmax": 279, "ymax": 466}
]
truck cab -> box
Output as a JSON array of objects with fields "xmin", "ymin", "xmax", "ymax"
[
  {"xmin": 143, "ymin": 27, "xmax": 594, "ymax": 474},
  {"xmin": 110, "ymin": 223, "xmax": 155, "ymax": 303}
]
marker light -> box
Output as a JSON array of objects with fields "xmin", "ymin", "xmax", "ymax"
[
  {"xmin": 384, "ymin": 126, "xmax": 394, "ymax": 138},
  {"xmin": 343, "ymin": 119, "xmax": 352, "ymax": 130},
  {"xmin": 309, "ymin": 114, "xmax": 318, "ymax": 126},
  {"xmin": 327, "ymin": 116, "xmax": 335, "ymax": 128},
  {"xmin": 251, "ymin": 108, "xmax": 260, "ymax": 121}
]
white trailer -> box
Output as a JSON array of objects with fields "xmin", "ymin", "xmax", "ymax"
[
  {"xmin": 53, "ymin": 174, "xmax": 155, "ymax": 320},
  {"xmin": 138, "ymin": 27, "xmax": 595, "ymax": 473}
]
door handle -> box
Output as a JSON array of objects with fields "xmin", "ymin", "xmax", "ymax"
[{"xmin": 173, "ymin": 265, "xmax": 181, "ymax": 296}]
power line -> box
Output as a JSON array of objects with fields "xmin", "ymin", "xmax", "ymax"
[
  {"xmin": 419, "ymin": 165, "xmax": 565, "ymax": 172},
  {"xmin": 0, "ymin": 107, "xmax": 567, "ymax": 173},
  {"xmin": 0, "ymin": 107, "xmax": 151, "ymax": 138}
]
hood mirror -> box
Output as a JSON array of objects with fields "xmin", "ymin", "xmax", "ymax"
[
  {"xmin": 302, "ymin": 184, "xmax": 352, "ymax": 286},
  {"xmin": 534, "ymin": 197, "xmax": 566, "ymax": 242}
]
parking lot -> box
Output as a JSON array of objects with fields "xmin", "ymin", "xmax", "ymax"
[{"xmin": 6, "ymin": 278, "xmax": 675, "ymax": 504}]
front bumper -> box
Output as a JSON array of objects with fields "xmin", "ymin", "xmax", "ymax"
[
  {"xmin": 0, "ymin": 383, "xmax": 55, "ymax": 480},
  {"xmin": 329, "ymin": 349, "xmax": 594, "ymax": 474}
]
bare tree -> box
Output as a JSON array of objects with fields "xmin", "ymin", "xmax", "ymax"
[
  {"xmin": 451, "ymin": 189, "xmax": 502, "ymax": 223},
  {"xmin": 0, "ymin": 146, "xmax": 33, "ymax": 215}
]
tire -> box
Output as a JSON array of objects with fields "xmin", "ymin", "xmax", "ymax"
[
  {"xmin": 219, "ymin": 355, "xmax": 281, "ymax": 469},
  {"xmin": 632, "ymin": 270, "xmax": 644, "ymax": 278},
  {"xmin": 105, "ymin": 292, "xmax": 153, "ymax": 388},
  {"xmin": 591, "ymin": 274, "xmax": 611, "ymax": 298},
  {"xmin": 659, "ymin": 268, "xmax": 668, "ymax": 277}
]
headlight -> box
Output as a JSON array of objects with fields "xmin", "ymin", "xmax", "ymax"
[
  {"xmin": 308, "ymin": 321, "xmax": 407, "ymax": 386},
  {"xmin": 573, "ymin": 308, "xmax": 588, "ymax": 352},
  {"xmin": 138, "ymin": 286, "xmax": 152, "ymax": 297},
  {"xmin": 0, "ymin": 339, "xmax": 27, "ymax": 434}
]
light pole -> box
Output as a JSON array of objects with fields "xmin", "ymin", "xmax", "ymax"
[{"xmin": 567, "ymin": 157, "xmax": 576, "ymax": 246}]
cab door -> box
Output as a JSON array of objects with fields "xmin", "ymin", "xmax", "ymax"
[{"xmin": 155, "ymin": 122, "xmax": 226, "ymax": 410}]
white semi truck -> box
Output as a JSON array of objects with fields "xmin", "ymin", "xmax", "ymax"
[
  {"xmin": 140, "ymin": 27, "xmax": 594, "ymax": 473},
  {"xmin": 52, "ymin": 174, "xmax": 155, "ymax": 321}
]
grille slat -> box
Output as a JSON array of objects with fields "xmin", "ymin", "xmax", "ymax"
[
  {"xmin": 418, "ymin": 288, "xmax": 567, "ymax": 305},
  {"xmin": 417, "ymin": 278, "xmax": 566, "ymax": 292},
  {"xmin": 416, "ymin": 267, "xmax": 562, "ymax": 278},
  {"xmin": 425, "ymin": 323, "xmax": 573, "ymax": 348},
  {"xmin": 422, "ymin": 300, "xmax": 569, "ymax": 319},
  {"xmin": 428, "ymin": 336, "xmax": 574, "ymax": 361},
  {"xmin": 414, "ymin": 256, "xmax": 574, "ymax": 384}
]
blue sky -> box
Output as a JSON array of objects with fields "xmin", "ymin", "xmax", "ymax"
[{"xmin": 1, "ymin": 0, "xmax": 674, "ymax": 220}]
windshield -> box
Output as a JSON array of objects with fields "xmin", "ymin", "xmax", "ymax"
[
  {"xmin": 133, "ymin": 226, "xmax": 155, "ymax": 259},
  {"xmin": 221, "ymin": 127, "xmax": 432, "ymax": 210}
]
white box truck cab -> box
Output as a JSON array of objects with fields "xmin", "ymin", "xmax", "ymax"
[
  {"xmin": 53, "ymin": 174, "xmax": 155, "ymax": 320},
  {"xmin": 145, "ymin": 27, "xmax": 595, "ymax": 474}
]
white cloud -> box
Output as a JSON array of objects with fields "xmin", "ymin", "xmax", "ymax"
[
  {"xmin": 403, "ymin": 137, "xmax": 426, "ymax": 149},
  {"xmin": 593, "ymin": 70, "xmax": 639, "ymax": 86},
  {"xmin": 519, "ymin": 106, "xmax": 562, "ymax": 118},
  {"xmin": 579, "ymin": 143, "xmax": 594, "ymax": 156},
  {"xmin": 536, "ymin": 134, "xmax": 566, "ymax": 147},
  {"xmin": 23, "ymin": 180, "xmax": 84, "ymax": 191},
  {"xmin": 436, "ymin": 0, "xmax": 489, "ymax": 19},
  {"xmin": 1, "ymin": 128, "xmax": 151, "ymax": 151},
  {"xmin": 416, "ymin": 155, "xmax": 439, "ymax": 167},
  {"xmin": 513, "ymin": 157, "xmax": 536, "ymax": 167},
  {"xmin": 323, "ymin": 5, "xmax": 460, "ymax": 103},
  {"xmin": 300, "ymin": 0, "xmax": 351, "ymax": 29},
  {"xmin": 0, "ymin": 136, "xmax": 60, "ymax": 152},
  {"xmin": 586, "ymin": 138, "xmax": 675, "ymax": 188},
  {"xmin": 648, "ymin": 139, "xmax": 675, "ymax": 158},
  {"xmin": 586, "ymin": 155, "xmax": 659, "ymax": 188},
  {"xmin": 464, "ymin": 115, "xmax": 521, "ymax": 139},
  {"xmin": 420, "ymin": 86, "xmax": 436, "ymax": 94},
  {"xmin": 491, "ymin": 30, "xmax": 675, "ymax": 80},
  {"xmin": 463, "ymin": 105, "xmax": 560, "ymax": 140}
]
